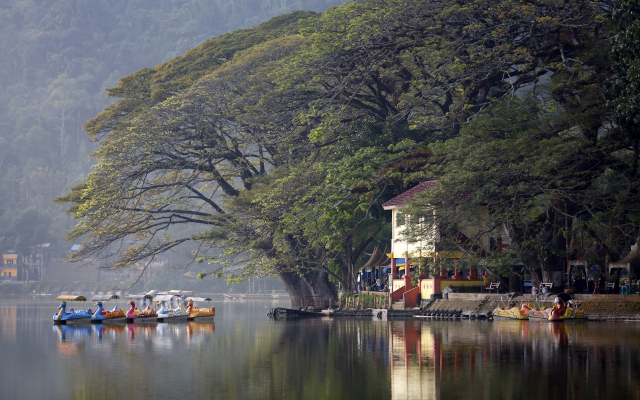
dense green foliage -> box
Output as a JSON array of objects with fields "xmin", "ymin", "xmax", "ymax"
[
  {"xmin": 58, "ymin": 0, "xmax": 640, "ymax": 296},
  {"xmin": 0, "ymin": 0, "xmax": 342, "ymax": 265}
]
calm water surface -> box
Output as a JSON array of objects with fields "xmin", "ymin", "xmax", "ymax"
[{"xmin": 1, "ymin": 296, "xmax": 639, "ymax": 400}]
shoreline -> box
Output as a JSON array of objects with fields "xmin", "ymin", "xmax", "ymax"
[{"xmin": 329, "ymin": 293, "xmax": 640, "ymax": 321}]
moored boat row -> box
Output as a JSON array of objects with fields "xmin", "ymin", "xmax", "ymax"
[{"xmin": 52, "ymin": 294, "xmax": 215, "ymax": 324}]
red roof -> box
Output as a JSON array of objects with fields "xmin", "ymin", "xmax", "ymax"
[{"xmin": 382, "ymin": 181, "xmax": 437, "ymax": 210}]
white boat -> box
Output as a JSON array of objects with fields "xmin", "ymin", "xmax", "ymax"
[{"xmin": 154, "ymin": 294, "xmax": 189, "ymax": 322}]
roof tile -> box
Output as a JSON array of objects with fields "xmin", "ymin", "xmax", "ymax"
[{"xmin": 382, "ymin": 181, "xmax": 437, "ymax": 210}]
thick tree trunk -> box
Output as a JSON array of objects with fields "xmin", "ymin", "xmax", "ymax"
[
  {"xmin": 508, "ymin": 269, "xmax": 520, "ymax": 292},
  {"xmin": 279, "ymin": 269, "xmax": 338, "ymax": 308}
]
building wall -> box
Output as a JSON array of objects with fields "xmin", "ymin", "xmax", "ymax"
[
  {"xmin": 420, "ymin": 278, "xmax": 483, "ymax": 299},
  {"xmin": 390, "ymin": 207, "xmax": 492, "ymax": 258},
  {"xmin": 2, "ymin": 254, "xmax": 18, "ymax": 264},
  {"xmin": 1, "ymin": 267, "xmax": 18, "ymax": 279},
  {"xmin": 1, "ymin": 254, "xmax": 19, "ymax": 280},
  {"xmin": 391, "ymin": 209, "xmax": 436, "ymax": 257}
]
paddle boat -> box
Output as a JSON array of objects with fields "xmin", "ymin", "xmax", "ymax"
[
  {"xmin": 524, "ymin": 292, "xmax": 587, "ymax": 321},
  {"xmin": 91, "ymin": 295, "xmax": 126, "ymax": 324},
  {"xmin": 493, "ymin": 303, "xmax": 529, "ymax": 320},
  {"xmin": 492, "ymin": 293, "xmax": 529, "ymax": 320},
  {"xmin": 520, "ymin": 294, "xmax": 554, "ymax": 321},
  {"xmin": 154, "ymin": 294, "xmax": 189, "ymax": 322},
  {"xmin": 185, "ymin": 297, "xmax": 215, "ymax": 321},
  {"xmin": 125, "ymin": 300, "xmax": 158, "ymax": 323},
  {"xmin": 53, "ymin": 296, "xmax": 92, "ymax": 325}
]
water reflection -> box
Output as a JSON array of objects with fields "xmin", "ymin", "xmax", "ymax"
[
  {"xmin": 2, "ymin": 298, "xmax": 640, "ymax": 399},
  {"xmin": 1, "ymin": 305, "xmax": 16, "ymax": 339},
  {"xmin": 388, "ymin": 320, "xmax": 640, "ymax": 400},
  {"xmin": 53, "ymin": 321, "xmax": 216, "ymax": 348}
]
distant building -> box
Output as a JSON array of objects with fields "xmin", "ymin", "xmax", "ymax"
[{"xmin": 1, "ymin": 254, "xmax": 19, "ymax": 281}]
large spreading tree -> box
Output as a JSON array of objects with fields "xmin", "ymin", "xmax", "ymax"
[{"xmin": 58, "ymin": 0, "xmax": 640, "ymax": 302}]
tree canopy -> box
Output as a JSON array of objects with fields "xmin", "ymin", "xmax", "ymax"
[{"xmin": 58, "ymin": 0, "xmax": 640, "ymax": 298}]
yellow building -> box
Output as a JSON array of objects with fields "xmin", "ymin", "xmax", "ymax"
[{"xmin": 2, "ymin": 254, "xmax": 18, "ymax": 280}]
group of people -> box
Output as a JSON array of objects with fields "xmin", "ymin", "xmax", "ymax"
[
  {"xmin": 531, "ymin": 284, "xmax": 550, "ymax": 298},
  {"xmin": 355, "ymin": 277, "xmax": 389, "ymax": 292}
]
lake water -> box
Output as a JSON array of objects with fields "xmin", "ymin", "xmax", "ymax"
[{"xmin": 1, "ymin": 296, "xmax": 639, "ymax": 400}]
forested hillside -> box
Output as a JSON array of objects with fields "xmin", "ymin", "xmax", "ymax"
[{"xmin": 0, "ymin": 0, "xmax": 343, "ymax": 258}]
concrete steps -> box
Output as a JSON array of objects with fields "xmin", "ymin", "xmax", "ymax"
[{"xmin": 391, "ymin": 300, "xmax": 404, "ymax": 310}]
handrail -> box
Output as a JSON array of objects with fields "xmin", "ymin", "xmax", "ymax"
[
  {"xmin": 391, "ymin": 285, "xmax": 406, "ymax": 303},
  {"xmin": 403, "ymin": 286, "xmax": 421, "ymax": 308}
]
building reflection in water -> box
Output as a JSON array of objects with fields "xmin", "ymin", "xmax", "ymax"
[
  {"xmin": 390, "ymin": 321, "xmax": 438, "ymax": 400},
  {"xmin": 0, "ymin": 305, "xmax": 17, "ymax": 340}
]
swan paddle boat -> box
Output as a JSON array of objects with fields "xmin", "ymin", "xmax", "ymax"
[
  {"xmin": 154, "ymin": 294, "xmax": 189, "ymax": 322},
  {"xmin": 492, "ymin": 293, "xmax": 529, "ymax": 320},
  {"xmin": 91, "ymin": 297, "xmax": 126, "ymax": 324},
  {"xmin": 493, "ymin": 304, "xmax": 530, "ymax": 320},
  {"xmin": 185, "ymin": 297, "xmax": 215, "ymax": 321},
  {"xmin": 125, "ymin": 300, "xmax": 158, "ymax": 323},
  {"xmin": 53, "ymin": 296, "xmax": 92, "ymax": 325},
  {"xmin": 525, "ymin": 292, "xmax": 587, "ymax": 321}
]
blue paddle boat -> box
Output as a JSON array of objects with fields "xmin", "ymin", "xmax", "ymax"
[
  {"xmin": 90, "ymin": 294, "xmax": 126, "ymax": 324},
  {"xmin": 53, "ymin": 296, "xmax": 92, "ymax": 325}
]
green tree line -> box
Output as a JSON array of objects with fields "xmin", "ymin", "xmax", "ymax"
[{"xmin": 58, "ymin": 0, "xmax": 640, "ymax": 300}]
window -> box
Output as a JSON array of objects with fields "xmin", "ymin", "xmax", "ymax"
[{"xmin": 396, "ymin": 212, "xmax": 406, "ymax": 227}]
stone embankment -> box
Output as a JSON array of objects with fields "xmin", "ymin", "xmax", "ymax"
[
  {"xmin": 328, "ymin": 293, "xmax": 640, "ymax": 321},
  {"xmin": 329, "ymin": 308, "xmax": 420, "ymax": 318},
  {"xmin": 425, "ymin": 293, "xmax": 640, "ymax": 321}
]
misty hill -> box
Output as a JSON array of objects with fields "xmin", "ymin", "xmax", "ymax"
[{"xmin": 0, "ymin": 0, "xmax": 345, "ymax": 286}]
